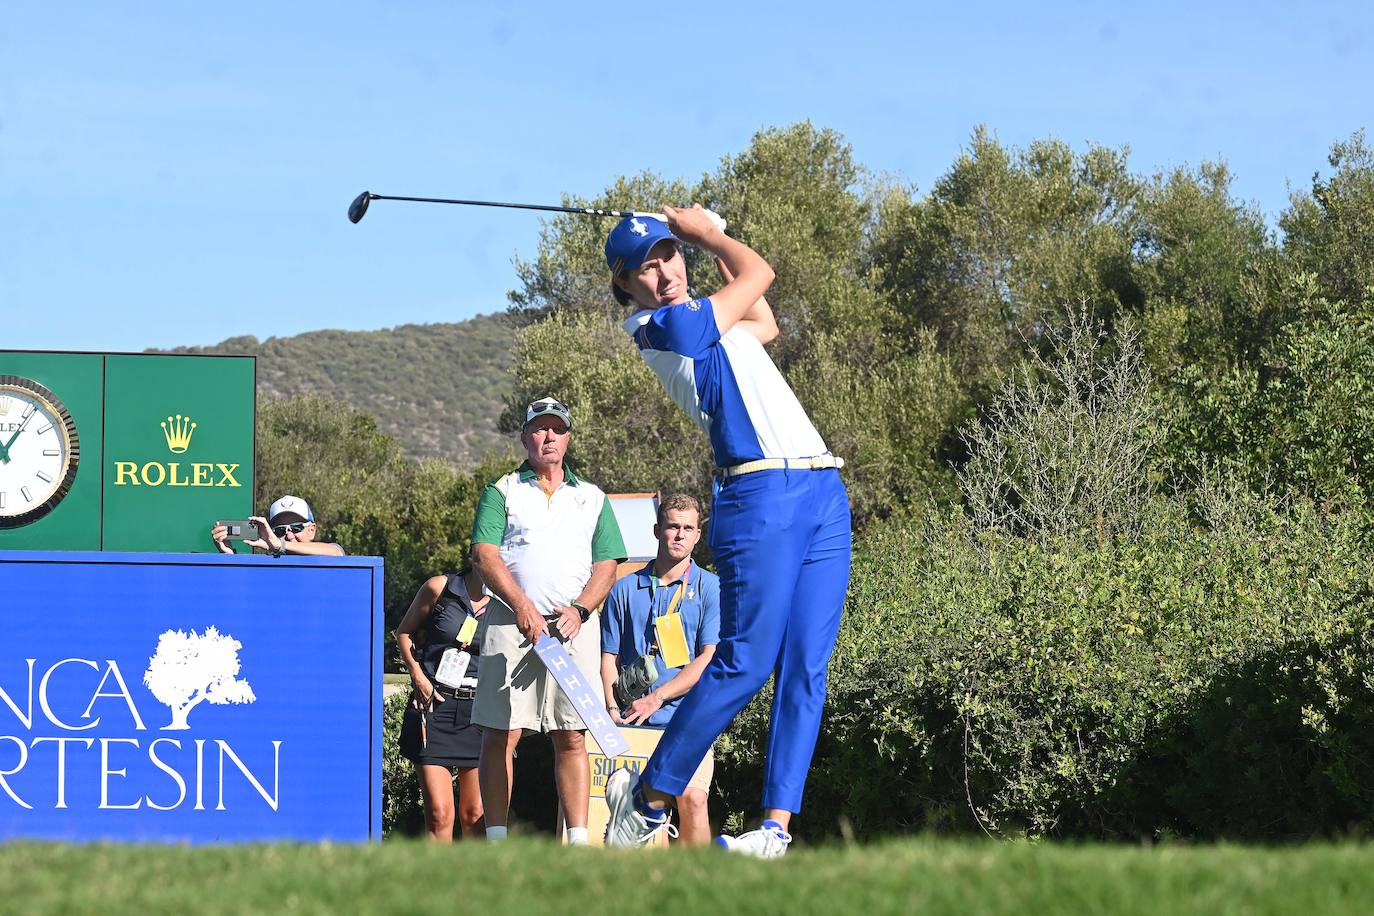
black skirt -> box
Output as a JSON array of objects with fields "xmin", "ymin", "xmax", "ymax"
[{"xmin": 399, "ymin": 690, "xmax": 483, "ymax": 769}]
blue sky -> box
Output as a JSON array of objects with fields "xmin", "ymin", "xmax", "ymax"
[{"xmin": 1, "ymin": 2, "xmax": 1368, "ymax": 352}]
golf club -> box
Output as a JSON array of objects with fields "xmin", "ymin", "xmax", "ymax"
[{"xmin": 347, "ymin": 191, "xmax": 665, "ymax": 225}]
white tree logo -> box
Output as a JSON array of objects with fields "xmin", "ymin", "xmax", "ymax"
[{"xmin": 143, "ymin": 626, "xmax": 256, "ymax": 730}]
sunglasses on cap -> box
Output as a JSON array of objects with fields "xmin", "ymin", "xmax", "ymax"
[
  {"xmin": 528, "ymin": 402, "xmax": 566, "ymax": 418},
  {"xmin": 525, "ymin": 400, "xmax": 572, "ymax": 430},
  {"xmin": 272, "ymin": 521, "xmax": 310, "ymax": 536}
]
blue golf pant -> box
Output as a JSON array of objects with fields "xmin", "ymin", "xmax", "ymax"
[{"xmin": 642, "ymin": 467, "xmax": 851, "ymax": 813}]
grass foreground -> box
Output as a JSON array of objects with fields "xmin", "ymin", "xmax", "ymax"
[{"xmin": 3, "ymin": 836, "xmax": 1372, "ymax": 915}]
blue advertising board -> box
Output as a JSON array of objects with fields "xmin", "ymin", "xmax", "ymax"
[{"xmin": 0, "ymin": 551, "xmax": 383, "ymax": 842}]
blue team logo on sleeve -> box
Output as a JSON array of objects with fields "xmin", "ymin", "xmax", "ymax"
[{"xmin": 645, "ymin": 299, "xmax": 718, "ymax": 357}]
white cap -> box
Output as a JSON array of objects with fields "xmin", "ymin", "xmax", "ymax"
[{"xmin": 267, "ymin": 495, "xmax": 314, "ymax": 524}]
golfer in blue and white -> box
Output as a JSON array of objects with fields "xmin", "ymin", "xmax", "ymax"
[{"xmin": 603, "ymin": 206, "xmax": 851, "ymax": 857}]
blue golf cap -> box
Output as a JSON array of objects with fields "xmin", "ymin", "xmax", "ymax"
[{"xmin": 605, "ymin": 215, "xmax": 680, "ymax": 274}]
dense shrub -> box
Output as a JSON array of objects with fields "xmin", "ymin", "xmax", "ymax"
[
  {"xmin": 1161, "ymin": 281, "xmax": 1374, "ymax": 512},
  {"xmin": 959, "ymin": 312, "xmax": 1159, "ymax": 546},
  {"xmin": 256, "ymin": 394, "xmax": 517, "ymax": 669},
  {"xmin": 382, "ymin": 504, "xmax": 1374, "ymax": 842},
  {"xmin": 382, "ymin": 693, "xmax": 426, "ymax": 837},
  {"xmin": 715, "ymin": 506, "xmax": 1374, "ymax": 841}
]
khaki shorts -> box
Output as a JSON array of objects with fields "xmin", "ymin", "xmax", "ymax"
[
  {"xmin": 684, "ymin": 743, "xmax": 714, "ymax": 796},
  {"xmin": 472, "ymin": 598, "xmax": 603, "ymax": 733}
]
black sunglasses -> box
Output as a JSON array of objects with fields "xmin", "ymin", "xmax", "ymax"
[{"xmin": 272, "ymin": 521, "xmax": 309, "ymax": 536}]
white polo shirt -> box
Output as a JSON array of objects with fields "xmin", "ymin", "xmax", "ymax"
[{"xmin": 471, "ymin": 462, "xmax": 626, "ymax": 614}]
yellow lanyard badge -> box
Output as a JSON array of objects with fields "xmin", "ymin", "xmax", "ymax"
[
  {"xmin": 456, "ymin": 612, "xmax": 479, "ymax": 647},
  {"xmin": 653, "ymin": 567, "xmax": 692, "ymax": 669}
]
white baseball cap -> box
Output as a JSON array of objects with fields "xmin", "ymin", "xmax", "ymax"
[{"xmin": 267, "ymin": 495, "xmax": 314, "ymax": 524}]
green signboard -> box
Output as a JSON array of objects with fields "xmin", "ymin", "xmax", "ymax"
[
  {"xmin": 0, "ymin": 353, "xmax": 104, "ymax": 551},
  {"xmin": 0, "ymin": 351, "xmax": 254, "ymax": 553}
]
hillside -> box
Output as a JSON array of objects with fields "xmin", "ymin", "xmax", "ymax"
[{"xmin": 162, "ymin": 313, "xmax": 515, "ymax": 466}]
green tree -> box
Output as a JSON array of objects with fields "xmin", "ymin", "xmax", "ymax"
[
  {"xmin": 256, "ymin": 394, "xmax": 515, "ymax": 663},
  {"xmin": 1161, "ymin": 276, "xmax": 1374, "ymax": 511},
  {"xmin": 1281, "ymin": 131, "xmax": 1374, "ymax": 305},
  {"xmin": 698, "ymin": 122, "xmax": 882, "ymax": 367},
  {"xmin": 1133, "ymin": 161, "xmax": 1279, "ymax": 373},
  {"xmin": 871, "ymin": 128, "xmax": 1142, "ymax": 395}
]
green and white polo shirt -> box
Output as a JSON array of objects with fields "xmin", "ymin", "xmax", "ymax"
[{"xmin": 471, "ymin": 462, "xmax": 627, "ymax": 614}]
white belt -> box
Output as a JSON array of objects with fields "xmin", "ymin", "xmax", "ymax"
[{"xmin": 717, "ymin": 455, "xmax": 845, "ymax": 479}]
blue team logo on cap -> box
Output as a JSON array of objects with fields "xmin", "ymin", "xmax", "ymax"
[{"xmin": 606, "ymin": 215, "xmax": 680, "ymax": 273}]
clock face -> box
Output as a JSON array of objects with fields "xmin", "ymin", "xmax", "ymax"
[{"xmin": 0, "ymin": 375, "xmax": 81, "ymax": 528}]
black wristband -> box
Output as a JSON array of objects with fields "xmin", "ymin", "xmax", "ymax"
[{"xmin": 572, "ymin": 601, "xmax": 591, "ymax": 622}]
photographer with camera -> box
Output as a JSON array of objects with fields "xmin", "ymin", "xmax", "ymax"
[
  {"xmin": 600, "ymin": 494, "xmax": 720, "ymax": 846},
  {"xmin": 210, "ymin": 495, "xmax": 345, "ymax": 557}
]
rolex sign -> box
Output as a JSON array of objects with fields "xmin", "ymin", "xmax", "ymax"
[{"xmin": 0, "ymin": 351, "xmax": 254, "ymax": 553}]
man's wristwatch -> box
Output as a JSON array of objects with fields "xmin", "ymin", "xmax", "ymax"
[{"xmin": 571, "ymin": 601, "xmax": 592, "ymax": 623}]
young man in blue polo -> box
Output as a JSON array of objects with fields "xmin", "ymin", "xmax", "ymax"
[
  {"xmin": 600, "ymin": 493, "xmax": 720, "ymax": 846},
  {"xmin": 602, "ymin": 206, "xmax": 851, "ymax": 857}
]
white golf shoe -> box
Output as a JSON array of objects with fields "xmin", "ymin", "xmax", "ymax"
[
  {"xmin": 714, "ymin": 820, "xmax": 792, "ymax": 858},
  {"xmin": 603, "ymin": 768, "xmax": 677, "ymax": 848}
]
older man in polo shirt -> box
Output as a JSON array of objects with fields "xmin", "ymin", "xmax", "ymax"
[{"xmin": 470, "ymin": 397, "xmax": 627, "ymax": 845}]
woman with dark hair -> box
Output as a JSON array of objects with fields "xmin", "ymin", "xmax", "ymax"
[{"xmin": 396, "ymin": 566, "xmax": 488, "ymax": 840}]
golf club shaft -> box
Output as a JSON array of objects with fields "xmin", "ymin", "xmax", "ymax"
[{"xmin": 365, "ymin": 193, "xmax": 656, "ymax": 219}]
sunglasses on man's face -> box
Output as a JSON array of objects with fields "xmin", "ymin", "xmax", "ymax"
[{"xmin": 272, "ymin": 522, "xmax": 309, "ymax": 536}]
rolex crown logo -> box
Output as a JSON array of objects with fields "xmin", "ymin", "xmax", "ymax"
[
  {"xmin": 161, "ymin": 414, "xmax": 198, "ymax": 454},
  {"xmin": 0, "ymin": 396, "xmax": 11, "ymax": 416}
]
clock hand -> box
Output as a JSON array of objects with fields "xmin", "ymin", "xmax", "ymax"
[{"xmin": 1, "ymin": 409, "xmax": 36, "ymax": 455}]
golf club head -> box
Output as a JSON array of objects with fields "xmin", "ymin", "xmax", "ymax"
[{"xmin": 347, "ymin": 192, "xmax": 373, "ymax": 224}]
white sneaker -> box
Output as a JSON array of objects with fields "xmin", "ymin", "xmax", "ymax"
[
  {"xmin": 603, "ymin": 768, "xmax": 677, "ymax": 848},
  {"xmin": 714, "ymin": 821, "xmax": 792, "ymax": 858}
]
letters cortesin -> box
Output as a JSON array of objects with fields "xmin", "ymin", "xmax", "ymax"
[{"xmin": 0, "ymin": 652, "xmax": 280, "ymax": 813}]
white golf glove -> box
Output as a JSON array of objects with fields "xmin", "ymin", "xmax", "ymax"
[{"xmin": 631, "ymin": 208, "xmax": 728, "ymax": 233}]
